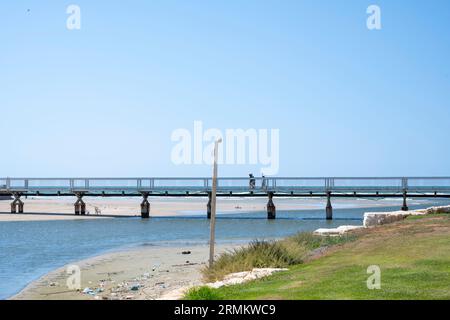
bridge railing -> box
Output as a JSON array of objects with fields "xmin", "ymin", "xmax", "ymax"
[
  {"xmin": 405, "ymin": 177, "xmax": 450, "ymax": 191},
  {"xmin": 270, "ymin": 178, "xmax": 327, "ymax": 192},
  {"xmin": 330, "ymin": 177, "xmax": 404, "ymax": 192},
  {"xmin": 1, "ymin": 177, "xmax": 450, "ymax": 194},
  {"xmin": 152, "ymin": 178, "xmax": 207, "ymax": 191}
]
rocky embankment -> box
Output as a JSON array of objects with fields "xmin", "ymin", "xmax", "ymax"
[{"xmin": 314, "ymin": 205, "xmax": 450, "ymax": 236}]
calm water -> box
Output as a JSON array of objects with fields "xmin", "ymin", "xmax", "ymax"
[{"xmin": 0, "ymin": 199, "xmax": 449, "ymax": 299}]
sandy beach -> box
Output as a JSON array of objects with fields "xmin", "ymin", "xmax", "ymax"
[
  {"xmin": 12, "ymin": 243, "xmax": 239, "ymax": 300},
  {"xmin": 0, "ymin": 196, "xmax": 407, "ymax": 222}
]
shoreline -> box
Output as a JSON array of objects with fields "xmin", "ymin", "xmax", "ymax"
[{"xmin": 11, "ymin": 242, "xmax": 241, "ymax": 300}]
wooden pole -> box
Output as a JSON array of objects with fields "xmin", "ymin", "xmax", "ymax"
[
  {"xmin": 209, "ymin": 138, "xmax": 221, "ymax": 268},
  {"xmin": 267, "ymin": 192, "xmax": 276, "ymax": 219}
]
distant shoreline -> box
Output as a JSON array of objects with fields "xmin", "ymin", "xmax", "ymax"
[{"xmin": 0, "ymin": 196, "xmax": 417, "ymax": 222}]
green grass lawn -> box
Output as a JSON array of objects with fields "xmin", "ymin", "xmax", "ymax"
[{"xmin": 186, "ymin": 214, "xmax": 450, "ymax": 300}]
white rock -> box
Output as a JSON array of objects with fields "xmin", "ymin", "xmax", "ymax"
[
  {"xmin": 206, "ymin": 268, "xmax": 288, "ymax": 289},
  {"xmin": 313, "ymin": 225, "xmax": 363, "ymax": 236},
  {"xmin": 363, "ymin": 211, "xmax": 408, "ymax": 228},
  {"xmin": 409, "ymin": 209, "xmax": 428, "ymax": 216},
  {"xmin": 364, "ymin": 205, "xmax": 450, "ymax": 227},
  {"xmin": 424, "ymin": 205, "xmax": 450, "ymax": 214},
  {"xmin": 157, "ymin": 268, "xmax": 287, "ymax": 300}
]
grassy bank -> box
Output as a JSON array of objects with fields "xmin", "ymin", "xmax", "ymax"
[{"xmin": 186, "ymin": 214, "xmax": 450, "ymax": 300}]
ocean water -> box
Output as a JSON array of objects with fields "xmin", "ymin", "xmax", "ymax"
[{"xmin": 0, "ymin": 199, "xmax": 449, "ymax": 299}]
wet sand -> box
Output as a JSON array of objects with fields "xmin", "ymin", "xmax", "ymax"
[
  {"xmin": 12, "ymin": 244, "xmax": 238, "ymax": 300},
  {"xmin": 0, "ymin": 197, "xmax": 405, "ymax": 222}
]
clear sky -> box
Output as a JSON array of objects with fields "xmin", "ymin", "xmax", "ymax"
[{"xmin": 1, "ymin": 1, "xmax": 449, "ymax": 177}]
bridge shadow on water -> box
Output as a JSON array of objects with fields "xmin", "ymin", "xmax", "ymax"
[
  {"xmin": 154, "ymin": 215, "xmax": 363, "ymax": 221},
  {"xmin": 0, "ymin": 211, "xmax": 362, "ymax": 221}
]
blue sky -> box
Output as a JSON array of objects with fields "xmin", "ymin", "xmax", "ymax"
[{"xmin": 1, "ymin": 1, "xmax": 449, "ymax": 177}]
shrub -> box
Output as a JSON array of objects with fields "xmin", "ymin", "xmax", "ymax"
[{"xmin": 203, "ymin": 232, "xmax": 357, "ymax": 282}]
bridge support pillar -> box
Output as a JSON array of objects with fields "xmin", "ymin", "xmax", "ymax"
[
  {"xmin": 207, "ymin": 192, "xmax": 212, "ymax": 219},
  {"xmin": 141, "ymin": 193, "xmax": 150, "ymax": 218},
  {"xmin": 11, "ymin": 193, "xmax": 24, "ymax": 213},
  {"xmin": 267, "ymin": 192, "xmax": 276, "ymax": 219},
  {"xmin": 74, "ymin": 193, "xmax": 86, "ymax": 215},
  {"xmin": 401, "ymin": 190, "xmax": 408, "ymax": 211},
  {"xmin": 326, "ymin": 192, "xmax": 333, "ymax": 220}
]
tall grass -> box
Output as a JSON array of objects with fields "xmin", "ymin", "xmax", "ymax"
[{"xmin": 204, "ymin": 232, "xmax": 357, "ymax": 282}]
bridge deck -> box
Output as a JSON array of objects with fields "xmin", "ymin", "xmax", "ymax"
[{"xmin": 2, "ymin": 177, "xmax": 450, "ymax": 196}]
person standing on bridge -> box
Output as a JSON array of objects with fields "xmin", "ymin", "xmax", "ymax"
[
  {"xmin": 249, "ymin": 173, "xmax": 256, "ymax": 190},
  {"xmin": 261, "ymin": 174, "xmax": 267, "ymax": 190}
]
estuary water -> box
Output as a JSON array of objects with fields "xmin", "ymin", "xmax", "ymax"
[{"xmin": 0, "ymin": 199, "xmax": 449, "ymax": 299}]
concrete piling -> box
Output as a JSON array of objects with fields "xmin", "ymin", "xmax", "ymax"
[
  {"xmin": 402, "ymin": 190, "xmax": 409, "ymax": 211},
  {"xmin": 141, "ymin": 193, "xmax": 150, "ymax": 218},
  {"xmin": 10, "ymin": 193, "xmax": 24, "ymax": 213},
  {"xmin": 326, "ymin": 191, "xmax": 333, "ymax": 220},
  {"xmin": 267, "ymin": 192, "xmax": 276, "ymax": 219},
  {"xmin": 74, "ymin": 193, "xmax": 86, "ymax": 215}
]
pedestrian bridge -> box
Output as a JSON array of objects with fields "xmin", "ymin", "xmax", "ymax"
[
  {"xmin": 2, "ymin": 177, "xmax": 450, "ymax": 194},
  {"xmin": 1, "ymin": 177, "xmax": 450, "ymax": 219}
]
